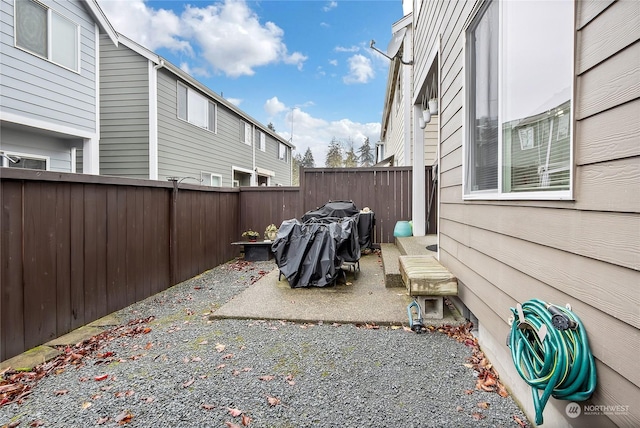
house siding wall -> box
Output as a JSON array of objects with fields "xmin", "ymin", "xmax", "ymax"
[
  {"xmin": 389, "ymin": 66, "xmax": 406, "ymax": 166},
  {"xmin": 254, "ymin": 131, "xmax": 291, "ymax": 186},
  {"xmin": 156, "ymin": 71, "xmax": 244, "ymax": 186},
  {"xmin": 0, "ymin": 127, "xmax": 75, "ymax": 171},
  {"xmin": 155, "ymin": 70, "xmax": 292, "ymax": 186},
  {"xmin": 415, "ymin": 0, "xmax": 640, "ymax": 427},
  {"xmin": 0, "ymin": 0, "xmax": 98, "ymax": 134},
  {"xmin": 98, "ymin": 36, "xmax": 150, "ymax": 179}
]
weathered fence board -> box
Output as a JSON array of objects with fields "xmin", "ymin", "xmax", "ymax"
[{"xmin": 1, "ymin": 166, "xmax": 433, "ymax": 361}]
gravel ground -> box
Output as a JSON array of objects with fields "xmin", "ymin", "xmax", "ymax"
[{"xmin": 1, "ymin": 259, "xmax": 530, "ymax": 428}]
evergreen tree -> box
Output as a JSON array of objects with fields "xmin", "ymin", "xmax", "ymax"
[
  {"xmin": 344, "ymin": 146, "xmax": 358, "ymax": 167},
  {"xmin": 292, "ymin": 153, "xmax": 302, "ymax": 186},
  {"xmin": 325, "ymin": 138, "xmax": 344, "ymax": 168},
  {"xmin": 267, "ymin": 122, "xmax": 276, "ymax": 132},
  {"xmin": 301, "ymin": 147, "xmax": 315, "ymax": 168},
  {"xmin": 357, "ymin": 137, "xmax": 375, "ymax": 167}
]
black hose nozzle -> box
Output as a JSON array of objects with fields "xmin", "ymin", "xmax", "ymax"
[{"xmin": 547, "ymin": 305, "xmax": 577, "ymax": 331}]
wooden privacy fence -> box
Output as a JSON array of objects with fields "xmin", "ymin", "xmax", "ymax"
[
  {"xmin": 240, "ymin": 167, "xmax": 436, "ymax": 244},
  {"xmin": 1, "ymin": 166, "xmax": 434, "ymax": 361}
]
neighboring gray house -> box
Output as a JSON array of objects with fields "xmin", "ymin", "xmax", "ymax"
[
  {"xmin": 0, "ymin": 0, "xmax": 117, "ymax": 174},
  {"xmin": 384, "ymin": 0, "xmax": 639, "ymax": 427},
  {"xmin": 99, "ymin": 34, "xmax": 294, "ymax": 187}
]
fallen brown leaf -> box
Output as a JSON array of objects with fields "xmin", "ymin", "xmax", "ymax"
[
  {"xmin": 94, "ymin": 374, "xmax": 108, "ymax": 381},
  {"xmin": 513, "ymin": 415, "xmax": 527, "ymax": 427},
  {"xmin": 202, "ymin": 403, "xmax": 215, "ymax": 410},
  {"xmin": 215, "ymin": 343, "xmax": 226, "ymax": 353},
  {"xmin": 259, "ymin": 375, "xmax": 275, "ymax": 381},
  {"xmin": 81, "ymin": 401, "xmax": 92, "ymax": 410},
  {"xmin": 477, "ymin": 402, "xmax": 490, "ymax": 409},
  {"xmin": 463, "ymin": 389, "xmax": 474, "ymax": 395},
  {"xmin": 228, "ymin": 407, "xmax": 243, "ymax": 417},
  {"xmin": 241, "ymin": 413, "xmax": 251, "ymax": 426},
  {"xmin": 471, "ymin": 412, "xmax": 486, "ymax": 420},
  {"xmin": 456, "ymin": 405, "xmax": 464, "ymax": 412},
  {"xmin": 225, "ymin": 422, "xmax": 241, "ymax": 428},
  {"xmin": 266, "ymin": 396, "xmax": 281, "ymax": 407},
  {"xmin": 222, "ymin": 353, "xmax": 234, "ymax": 360},
  {"xmin": 29, "ymin": 420, "xmax": 44, "ymax": 427},
  {"xmin": 115, "ymin": 410, "xmax": 133, "ymax": 424},
  {"xmin": 182, "ymin": 378, "xmax": 195, "ymax": 388},
  {"xmin": 96, "ymin": 416, "xmax": 110, "ymax": 425},
  {"xmin": 54, "ymin": 389, "xmax": 69, "ymax": 396}
]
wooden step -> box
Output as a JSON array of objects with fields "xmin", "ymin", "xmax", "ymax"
[
  {"xmin": 380, "ymin": 243, "xmax": 404, "ymax": 288},
  {"xmin": 399, "ymin": 255, "xmax": 458, "ymax": 296}
]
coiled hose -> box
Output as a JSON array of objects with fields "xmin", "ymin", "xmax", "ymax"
[{"xmin": 508, "ymin": 298, "xmax": 597, "ymax": 425}]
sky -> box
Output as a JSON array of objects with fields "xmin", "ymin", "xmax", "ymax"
[{"xmin": 96, "ymin": 0, "xmax": 404, "ymax": 166}]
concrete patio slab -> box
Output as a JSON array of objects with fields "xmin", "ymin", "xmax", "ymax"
[{"xmin": 212, "ymin": 251, "xmax": 464, "ymax": 326}]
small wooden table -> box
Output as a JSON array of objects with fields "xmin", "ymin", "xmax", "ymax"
[{"xmin": 231, "ymin": 240, "xmax": 274, "ymax": 261}]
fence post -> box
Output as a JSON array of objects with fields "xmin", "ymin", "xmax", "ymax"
[{"xmin": 169, "ymin": 179, "xmax": 178, "ymax": 285}]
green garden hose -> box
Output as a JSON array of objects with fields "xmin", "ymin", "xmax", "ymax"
[{"xmin": 508, "ymin": 298, "xmax": 597, "ymax": 425}]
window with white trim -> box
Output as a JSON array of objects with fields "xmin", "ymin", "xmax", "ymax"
[
  {"xmin": 464, "ymin": 0, "xmax": 573, "ymax": 199},
  {"xmin": 15, "ymin": 0, "xmax": 79, "ymax": 71},
  {"xmin": 258, "ymin": 131, "xmax": 266, "ymax": 151},
  {"xmin": 1, "ymin": 152, "xmax": 49, "ymax": 170},
  {"xmin": 240, "ymin": 121, "xmax": 252, "ymax": 145},
  {"xmin": 177, "ymin": 82, "xmax": 217, "ymax": 132},
  {"xmin": 200, "ymin": 172, "xmax": 222, "ymax": 187},
  {"xmin": 278, "ymin": 143, "xmax": 287, "ymax": 162}
]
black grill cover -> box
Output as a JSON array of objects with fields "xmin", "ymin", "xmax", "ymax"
[
  {"xmin": 272, "ymin": 216, "xmax": 360, "ymax": 288},
  {"xmin": 301, "ymin": 201, "xmax": 359, "ymax": 222}
]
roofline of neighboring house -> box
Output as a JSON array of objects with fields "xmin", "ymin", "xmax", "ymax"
[
  {"xmin": 380, "ymin": 57, "xmax": 401, "ymax": 142},
  {"xmin": 115, "ymin": 33, "xmax": 294, "ymax": 150},
  {"xmin": 379, "ymin": 12, "xmax": 412, "ymax": 142},
  {"xmin": 84, "ymin": 0, "xmax": 118, "ymax": 45}
]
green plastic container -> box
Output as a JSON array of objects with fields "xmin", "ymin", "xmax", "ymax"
[{"xmin": 393, "ymin": 221, "xmax": 412, "ymax": 237}]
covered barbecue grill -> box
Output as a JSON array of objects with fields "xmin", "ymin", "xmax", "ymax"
[{"xmin": 272, "ymin": 201, "xmax": 367, "ymax": 288}]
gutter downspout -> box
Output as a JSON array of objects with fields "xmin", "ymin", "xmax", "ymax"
[{"xmin": 149, "ymin": 59, "xmax": 165, "ymax": 180}]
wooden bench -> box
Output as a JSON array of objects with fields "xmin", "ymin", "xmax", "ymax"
[
  {"xmin": 231, "ymin": 241, "xmax": 274, "ymax": 262},
  {"xmin": 399, "ymin": 255, "xmax": 457, "ymax": 319}
]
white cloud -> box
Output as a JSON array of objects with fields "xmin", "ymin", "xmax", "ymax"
[
  {"xmin": 328, "ymin": 59, "xmax": 338, "ymax": 66},
  {"xmin": 98, "ymin": 0, "xmax": 306, "ymax": 78},
  {"xmin": 226, "ymin": 98, "xmax": 243, "ymax": 107},
  {"xmin": 99, "ymin": 0, "xmax": 192, "ymax": 54},
  {"xmin": 264, "ymin": 96, "xmax": 287, "ymax": 117},
  {"xmin": 343, "ymin": 54, "xmax": 374, "ymax": 84},
  {"xmin": 275, "ymin": 108, "xmax": 380, "ymax": 166},
  {"xmin": 320, "ymin": 22, "xmax": 330, "ymax": 28},
  {"xmin": 323, "ymin": 1, "xmax": 338, "ymax": 12},
  {"xmin": 335, "ymin": 45, "xmax": 359, "ymax": 53}
]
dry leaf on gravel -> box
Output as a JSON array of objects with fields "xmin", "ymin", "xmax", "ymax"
[
  {"xmin": 267, "ymin": 396, "xmax": 281, "ymax": 407},
  {"xmin": 228, "ymin": 407, "xmax": 243, "ymax": 417},
  {"xmin": 259, "ymin": 375, "xmax": 275, "ymax": 381},
  {"xmin": 114, "ymin": 410, "xmax": 133, "ymax": 424},
  {"xmin": 471, "ymin": 412, "xmax": 486, "ymax": 420}
]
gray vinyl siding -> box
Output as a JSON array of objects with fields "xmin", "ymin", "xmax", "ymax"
[
  {"xmin": 0, "ymin": 126, "xmax": 77, "ymax": 171},
  {"xmin": 0, "ymin": 0, "xmax": 98, "ymax": 134},
  {"xmin": 414, "ymin": 1, "xmax": 639, "ymax": 427},
  {"xmin": 99, "ymin": 36, "xmax": 150, "ymax": 179},
  {"xmin": 254, "ymin": 132, "xmax": 291, "ymax": 186},
  {"xmin": 156, "ymin": 70, "xmax": 292, "ymax": 186},
  {"xmin": 157, "ymin": 70, "xmax": 239, "ymax": 186}
]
